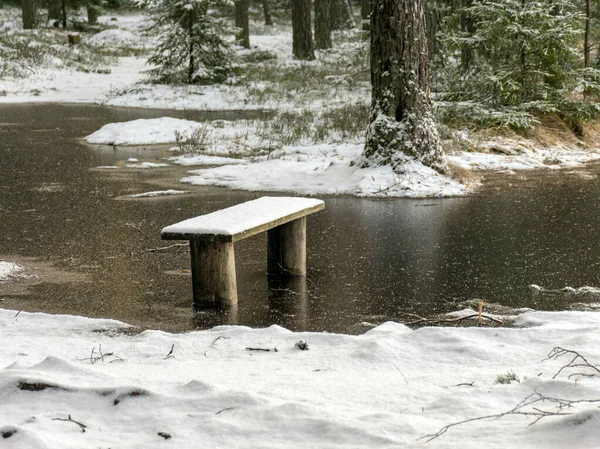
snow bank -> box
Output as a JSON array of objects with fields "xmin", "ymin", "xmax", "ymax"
[
  {"xmin": 85, "ymin": 117, "xmax": 202, "ymax": 145},
  {"xmin": 182, "ymin": 144, "xmax": 468, "ymax": 197},
  {"xmin": 3, "ymin": 308, "xmax": 600, "ymax": 448}
]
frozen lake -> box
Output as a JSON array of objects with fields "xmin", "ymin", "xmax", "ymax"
[{"xmin": 1, "ymin": 103, "xmax": 600, "ymax": 333}]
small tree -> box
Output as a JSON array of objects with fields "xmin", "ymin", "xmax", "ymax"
[{"xmin": 143, "ymin": 0, "xmax": 237, "ymax": 84}]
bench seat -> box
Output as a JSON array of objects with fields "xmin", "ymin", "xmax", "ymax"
[
  {"xmin": 162, "ymin": 196, "xmax": 325, "ymax": 242},
  {"xmin": 161, "ymin": 196, "xmax": 325, "ymax": 307}
]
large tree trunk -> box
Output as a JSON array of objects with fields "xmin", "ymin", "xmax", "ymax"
[
  {"xmin": 235, "ymin": 0, "xmax": 250, "ymax": 49},
  {"xmin": 314, "ymin": 0, "xmax": 332, "ymax": 50},
  {"xmin": 21, "ymin": 0, "xmax": 37, "ymax": 29},
  {"xmin": 360, "ymin": 0, "xmax": 445, "ymax": 172},
  {"xmin": 262, "ymin": 0, "xmax": 273, "ymax": 26},
  {"xmin": 330, "ymin": 0, "xmax": 354, "ymax": 30},
  {"xmin": 292, "ymin": 0, "xmax": 315, "ymax": 60}
]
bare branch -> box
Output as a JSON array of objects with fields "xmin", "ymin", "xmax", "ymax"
[{"xmin": 52, "ymin": 415, "xmax": 87, "ymax": 433}]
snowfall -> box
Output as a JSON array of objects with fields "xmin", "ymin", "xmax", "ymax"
[{"xmin": 4, "ymin": 7, "xmax": 600, "ymax": 449}]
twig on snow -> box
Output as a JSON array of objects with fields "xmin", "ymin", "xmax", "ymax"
[
  {"xmin": 421, "ymin": 392, "xmax": 600, "ymax": 442},
  {"xmin": 52, "ymin": 415, "xmax": 87, "ymax": 433}
]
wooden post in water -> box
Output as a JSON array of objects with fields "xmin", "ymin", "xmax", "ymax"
[
  {"xmin": 267, "ymin": 217, "xmax": 307, "ymax": 276},
  {"xmin": 190, "ymin": 240, "xmax": 238, "ymax": 307}
]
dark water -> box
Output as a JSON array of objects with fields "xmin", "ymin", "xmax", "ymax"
[{"xmin": 1, "ymin": 103, "xmax": 600, "ymax": 333}]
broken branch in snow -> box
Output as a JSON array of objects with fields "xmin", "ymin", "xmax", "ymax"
[
  {"xmin": 164, "ymin": 344, "xmax": 175, "ymax": 360},
  {"xmin": 77, "ymin": 345, "xmax": 122, "ymax": 364},
  {"xmin": 246, "ymin": 347, "xmax": 278, "ymax": 352},
  {"xmin": 146, "ymin": 243, "xmax": 189, "ymax": 253},
  {"xmin": 215, "ymin": 407, "xmax": 234, "ymax": 415},
  {"xmin": 400, "ymin": 313, "xmax": 504, "ymax": 327},
  {"xmin": 545, "ymin": 347, "xmax": 600, "ymax": 379},
  {"xmin": 52, "ymin": 415, "xmax": 87, "ymax": 433},
  {"xmin": 421, "ymin": 392, "xmax": 600, "ymax": 442}
]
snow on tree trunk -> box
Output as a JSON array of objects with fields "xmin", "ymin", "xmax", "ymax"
[
  {"xmin": 21, "ymin": 0, "xmax": 37, "ymax": 29},
  {"xmin": 262, "ymin": 0, "xmax": 273, "ymax": 26},
  {"xmin": 292, "ymin": 0, "xmax": 315, "ymax": 60},
  {"xmin": 235, "ymin": 0, "xmax": 250, "ymax": 49},
  {"xmin": 314, "ymin": 0, "xmax": 332, "ymax": 50},
  {"xmin": 360, "ymin": 0, "xmax": 445, "ymax": 172}
]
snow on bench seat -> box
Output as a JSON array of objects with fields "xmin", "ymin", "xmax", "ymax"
[{"xmin": 161, "ymin": 196, "xmax": 325, "ymax": 242}]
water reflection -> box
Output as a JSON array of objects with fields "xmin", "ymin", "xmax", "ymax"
[{"xmin": 1, "ymin": 104, "xmax": 600, "ymax": 334}]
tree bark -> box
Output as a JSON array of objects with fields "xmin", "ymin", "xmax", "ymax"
[
  {"xmin": 292, "ymin": 0, "xmax": 315, "ymax": 60},
  {"xmin": 330, "ymin": 0, "xmax": 354, "ymax": 30},
  {"xmin": 361, "ymin": 0, "xmax": 445, "ymax": 172},
  {"xmin": 314, "ymin": 0, "xmax": 332, "ymax": 50},
  {"xmin": 262, "ymin": 0, "xmax": 273, "ymax": 25},
  {"xmin": 235, "ymin": 0, "xmax": 250, "ymax": 49},
  {"xmin": 21, "ymin": 0, "xmax": 37, "ymax": 29}
]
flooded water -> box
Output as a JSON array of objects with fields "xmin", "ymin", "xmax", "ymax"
[{"xmin": 2, "ymin": 103, "xmax": 600, "ymax": 333}]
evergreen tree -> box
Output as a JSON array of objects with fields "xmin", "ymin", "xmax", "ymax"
[
  {"xmin": 142, "ymin": 0, "xmax": 237, "ymax": 84},
  {"xmin": 438, "ymin": 0, "xmax": 600, "ymax": 129}
]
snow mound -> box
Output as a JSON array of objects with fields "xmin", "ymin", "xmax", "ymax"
[
  {"xmin": 4, "ymin": 308, "xmax": 600, "ymax": 448},
  {"xmin": 85, "ymin": 118, "xmax": 202, "ymax": 145}
]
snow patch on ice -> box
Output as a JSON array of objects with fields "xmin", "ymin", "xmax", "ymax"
[{"xmin": 0, "ymin": 261, "xmax": 25, "ymax": 282}]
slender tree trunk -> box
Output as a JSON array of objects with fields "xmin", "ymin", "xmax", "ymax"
[
  {"xmin": 61, "ymin": 0, "xmax": 67, "ymax": 28},
  {"xmin": 87, "ymin": 4, "xmax": 99, "ymax": 25},
  {"xmin": 235, "ymin": 0, "xmax": 250, "ymax": 49},
  {"xmin": 188, "ymin": 15, "xmax": 194, "ymax": 83},
  {"xmin": 48, "ymin": 0, "xmax": 62, "ymax": 22},
  {"xmin": 21, "ymin": 0, "xmax": 37, "ymax": 29},
  {"xmin": 585, "ymin": 0, "xmax": 591, "ymax": 67},
  {"xmin": 330, "ymin": 0, "xmax": 353, "ymax": 30},
  {"xmin": 460, "ymin": 0, "xmax": 474, "ymax": 70},
  {"xmin": 361, "ymin": 0, "xmax": 444, "ymax": 171},
  {"xmin": 314, "ymin": 0, "xmax": 332, "ymax": 50},
  {"xmin": 360, "ymin": 0, "xmax": 370, "ymax": 30},
  {"xmin": 521, "ymin": 0, "xmax": 527, "ymax": 100},
  {"xmin": 262, "ymin": 0, "xmax": 273, "ymax": 25},
  {"xmin": 292, "ymin": 0, "xmax": 315, "ymax": 60}
]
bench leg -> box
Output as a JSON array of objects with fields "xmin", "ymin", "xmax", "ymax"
[
  {"xmin": 189, "ymin": 240, "xmax": 238, "ymax": 307},
  {"xmin": 267, "ymin": 216, "xmax": 306, "ymax": 276}
]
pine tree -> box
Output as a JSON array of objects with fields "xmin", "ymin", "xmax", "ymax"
[
  {"xmin": 438, "ymin": 0, "xmax": 600, "ymax": 128},
  {"xmin": 142, "ymin": 0, "xmax": 237, "ymax": 84}
]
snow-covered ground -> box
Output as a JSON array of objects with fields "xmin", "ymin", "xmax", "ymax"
[{"xmin": 2, "ymin": 307, "xmax": 600, "ymax": 448}]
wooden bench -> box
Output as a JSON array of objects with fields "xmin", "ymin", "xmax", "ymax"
[{"xmin": 161, "ymin": 196, "xmax": 325, "ymax": 308}]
